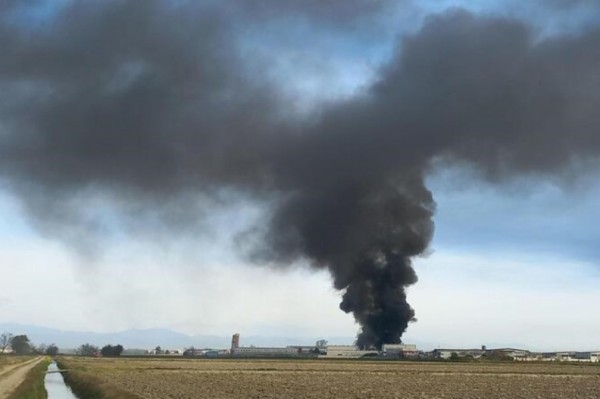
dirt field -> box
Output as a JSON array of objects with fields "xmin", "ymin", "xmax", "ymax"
[{"xmin": 59, "ymin": 357, "xmax": 600, "ymax": 399}]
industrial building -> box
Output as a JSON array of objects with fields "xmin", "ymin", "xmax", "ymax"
[
  {"xmin": 183, "ymin": 348, "xmax": 228, "ymax": 357},
  {"xmin": 432, "ymin": 348, "xmax": 486, "ymax": 359},
  {"xmin": 382, "ymin": 344, "xmax": 419, "ymax": 358},
  {"xmin": 229, "ymin": 333, "xmax": 312, "ymax": 357},
  {"xmin": 228, "ymin": 334, "xmax": 417, "ymax": 358},
  {"xmin": 431, "ymin": 347, "xmax": 533, "ymax": 360},
  {"xmin": 549, "ymin": 352, "xmax": 600, "ymax": 362},
  {"xmin": 508, "ymin": 351, "xmax": 600, "ymax": 362},
  {"xmin": 137, "ymin": 334, "xmax": 600, "ymax": 362},
  {"xmin": 233, "ymin": 346, "xmax": 299, "ymax": 356},
  {"xmin": 322, "ymin": 345, "xmax": 378, "ymax": 358}
]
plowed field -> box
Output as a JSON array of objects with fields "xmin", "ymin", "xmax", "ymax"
[{"xmin": 59, "ymin": 357, "xmax": 600, "ymax": 398}]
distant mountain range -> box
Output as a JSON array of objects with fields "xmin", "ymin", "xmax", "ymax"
[
  {"xmin": 0, "ymin": 322, "xmax": 536, "ymax": 352},
  {"xmin": 0, "ymin": 322, "xmax": 355, "ymax": 350}
]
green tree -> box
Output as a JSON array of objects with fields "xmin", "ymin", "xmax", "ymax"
[
  {"xmin": 100, "ymin": 344, "xmax": 124, "ymax": 357},
  {"xmin": 114, "ymin": 344, "xmax": 123, "ymax": 356},
  {"xmin": 11, "ymin": 335, "xmax": 31, "ymax": 355},
  {"xmin": 46, "ymin": 344, "xmax": 59, "ymax": 356},
  {"xmin": 100, "ymin": 345, "xmax": 113, "ymax": 357}
]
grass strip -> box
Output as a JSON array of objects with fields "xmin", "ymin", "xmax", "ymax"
[
  {"xmin": 8, "ymin": 357, "xmax": 50, "ymax": 399},
  {"xmin": 56, "ymin": 358, "xmax": 140, "ymax": 399}
]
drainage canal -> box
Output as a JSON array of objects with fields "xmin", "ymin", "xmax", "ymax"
[{"xmin": 44, "ymin": 361, "xmax": 78, "ymax": 399}]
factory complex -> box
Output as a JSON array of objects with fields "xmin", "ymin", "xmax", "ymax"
[
  {"xmin": 420, "ymin": 347, "xmax": 600, "ymax": 362},
  {"xmin": 177, "ymin": 334, "xmax": 600, "ymax": 362},
  {"xmin": 180, "ymin": 334, "xmax": 419, "ymax": 359}
]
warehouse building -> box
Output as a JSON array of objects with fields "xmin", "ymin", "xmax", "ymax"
[
  {"xmin": 323, "ymin": 345, "xmax": 378, "ymax": 358},
  {"xmin": 232, "ymin": 346, "xmax": 299, "ymax": 356},
  {"xmin": 229, "ymin": 333, "xmax": 309, "ymax": 357},
  {"xmin": 382, "ymin": 344, "xmax": 419, "ymax": 358},
  {"xmin": 432, "ymin": 348, "xmax": 486, "ymax": 359}
]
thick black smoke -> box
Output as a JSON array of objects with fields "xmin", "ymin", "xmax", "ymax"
[{"xmin": 2, "ymin": 2, "xmax": 600, "ymax": 348}]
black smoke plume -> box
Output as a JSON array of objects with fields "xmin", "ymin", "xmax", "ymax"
[{"xmin": 1, "ymin": 1, "xmax": 600, "ymax": 348}]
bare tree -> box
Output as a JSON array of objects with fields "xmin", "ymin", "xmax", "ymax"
[
  {"xmin": 0, "ymin": 332, "xmax": 13, "ymax": 354},
  {"xmin": 77, "ymin": 343, "xmax": 99, "ymax": 357}
]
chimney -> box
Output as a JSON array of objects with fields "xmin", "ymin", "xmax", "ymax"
[{"xmin": 231, "ymin": 333, "xmax": 240, "ymax": 351}]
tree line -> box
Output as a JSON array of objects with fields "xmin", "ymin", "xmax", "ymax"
[
  {"xmin": 76, "ymin": 343, "xmax": 124, "ymax": 357},
  {"xmin": 1, "ymin": 331, "xmax": 124, "ymax": 357},
  {"xmin": 1, "ymin": 332, "xmax": 58, "ymax": 356}
]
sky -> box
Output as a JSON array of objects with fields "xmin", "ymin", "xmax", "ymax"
[{"xmin": 1, "ymin": 0, "xmax": 600, "ymax": 351}]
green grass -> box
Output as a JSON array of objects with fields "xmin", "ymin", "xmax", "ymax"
[{"xmin": 8, "ymin": 357, "xmax": 50, "ymax": 399}]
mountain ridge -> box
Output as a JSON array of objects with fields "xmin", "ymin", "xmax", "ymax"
[{"xmin": 0, "ymin": 322, "xmax": 355, "ymax": 349}]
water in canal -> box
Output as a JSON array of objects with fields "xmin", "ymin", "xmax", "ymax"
[{"xmin": 44, "ymin": 361, "xmax": 79, "ymax": 399}]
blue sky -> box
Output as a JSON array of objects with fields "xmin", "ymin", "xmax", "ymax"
[
  {"xmin": 429, "ymin": 166, "xmax": 600, "ymax": 263},
  {"xmin": 1, "ymin": 0, "xmax": 600, "ymax": 351}
]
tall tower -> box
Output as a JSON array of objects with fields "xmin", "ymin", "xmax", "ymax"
[{"xmin": 231, "ymin": 333, "xmax": 240, "ymax": 351}]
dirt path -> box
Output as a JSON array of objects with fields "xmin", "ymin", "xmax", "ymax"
[{"xmin": 0, "ymin": 356, "xmax": 44, "ymax": 399}]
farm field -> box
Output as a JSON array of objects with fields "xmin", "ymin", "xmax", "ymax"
[{"xmin": 58, "ymin": 357, "xmax": 600, "ymax": 399}]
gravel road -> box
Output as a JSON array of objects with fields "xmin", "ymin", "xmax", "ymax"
[{"xmin": 0, "ymin": 357, "xmax": 44, "ymax": 399}]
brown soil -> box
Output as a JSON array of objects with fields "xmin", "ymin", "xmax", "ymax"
[{"xmin": 59, "ymin": 357, "xmax": 600, "ymax": 399}]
